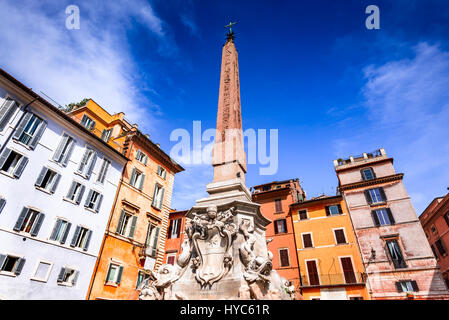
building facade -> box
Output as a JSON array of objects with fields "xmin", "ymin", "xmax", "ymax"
[
  {"xmin": 334, "ymin": 148, "xmax": 449, "ymax": 299},
  {"xmin": 420, "ymin": 192, "xmax": 449, "ymax": 289},
  {"xmin": 291, "ymin": 195, "xmax": 369, "ymax": 300},
  {"xmin": 67, "ymin": 100, "xmax": 184, "ymax": 300},
  {"xmin": 251, "ymin": 179, "xmax": 305, "ymax": 297},
  {"xmin": 163, "ymin": 210, "xmax": 188, "ymax": 266},
  {"xmin": 0, "ymin": 69, "xmax": 127, "ymax": 299}
]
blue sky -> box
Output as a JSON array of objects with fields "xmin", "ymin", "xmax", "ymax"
[{"xmin": 1, "ymin": 0, "xmax": 449, "ymax": 214}]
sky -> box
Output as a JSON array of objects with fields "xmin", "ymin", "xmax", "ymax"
[{"xmin": 1, "ymin": 0, "xmax": 449, "ymax": 214}]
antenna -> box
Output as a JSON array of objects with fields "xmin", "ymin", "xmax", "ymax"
[{"xmin": 39, "ymin": 91, "xmax": 64, "ymax": 109}]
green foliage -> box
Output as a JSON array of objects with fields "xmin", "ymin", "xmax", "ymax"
[{"xmin": 62, "ymin": 98, "xmax": 89, "ymax": 112}]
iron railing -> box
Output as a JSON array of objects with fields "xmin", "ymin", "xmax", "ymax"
[{"xmin": 300, "ymin": 272, "xmax": 366, "ymax": 287}]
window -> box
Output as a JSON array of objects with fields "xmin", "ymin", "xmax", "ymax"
[
  {"xmin": 386, "ymin": 239, "xmax": 407, "ymax": 269},
  {"xmin": 57, "ymin": 267, "xmax": 79, "ymax": 286},
  {"xmin": 302, "ymin": 233, "xmax": 313, "ymax": 248},
  {"xmin": 66, "ymin": 181, "xmax": 85, "ymax": 204},
  {"xmin": 49, "ymin": 218, "xmax": 72, "ymax": 244},
  {"xmin": 306, "ymin": 260, "xmax": 320, "ymax": 286},
  {"xmin": 279, "ymin": 248, "xmax": 290, "ymax": 267},
  {"xmin": 84, "ymin": 189, "xmax": 103, "ymax": 212},
  {"xmin": 136, "ymin": 270, "xmax": 150, "ymax": 288},
  {"xmin": 116, "ymin": 210, "xmax": 137, "ymax": 238},
  {"xmin": 431, "ymin": 225, "xmax": 438, "ymax": 235},
  {"xmin": 444, "ymin": 212, "xmax": 449, "ymax": 227},
  {"xmin": 146, "ymin": 224, "xmax": 160, "ymax": 258},
  {"xmin": 372, "ymin": 208, "xmax": 395, "ymax": 226},
  {"xmin": 130, "ymin": 168, "xmax": 145, "ymax": 190},
  {"xmin": 349, "ymin": 296, "xmax": 363, "ymax": 300},
  {"xmin": 77, "ymin": 147, "xmax": 97, "ymax": 179},
  {"xmin": 262, "ymin": 185, "xmax": 271, "ymax": 191},
  {"xmin": 274, "ymin": 199, "xmax": 282, "ymax": 212},
  {"xmin": 105, "ymin": 263, "xmax": 123, "ymax": 285},
  {"xmin": 168, "ymin": 219, "xmax": 181, "ymax": 239},
  {"xmin": 361, "ymin": 168, "xmax": 375, "ymax": 180},
  {"xmin": 70, "ymin": 226, "xmax": 92, "ymax": 251},
  {"xmin": 100, "ymin": 129, "xmax": 112, "ymax": 142},
  {"xmin": 157, "ymin": 165, "xmax": 167, "ymax": 179},
  {"xmin": 334, "ymin": 229, "xmax": 347, "ymax": 244},
  {"xmin": 13, "ymin": 112, "xmax": 47, "ymax": 149},
  {"xmin": 13, "ymin": 207, "xmax": 45, "ymax": 236},
  {"xmin": 365, "ymin": 188, "xmax": 386, "ymax": 205},
  {"xmin": 35, "ymin": 167, "xmax": 61, "ymax": 193},
  {"xmin": 80, "ymin": 114, "xmax": 95, "ymax": 130},
  {"xmin": 340, "ymin": 257, "xmax": 357, "ymax": 284},
  {"xmin": 326, "ymin": 204, "xmax": 342, "ymax": 216},
  {"xmin": 396, "ymin": 280, "xmax": 419, "ymax": 293},
  {"xmin": 166, "ymin": 254, "xmax": 176, "ymax": 266},
  {"xmin": 136, "ymin": 149, "xmax": 148, "ymax": 165},
  {"xmin": 0, "ymin": 197, "xmax": 5, "ymax": 214},
  {"xmin": 431, "ymin": 244, "xmax": 439, "ymax": 259},
  {"xmin": 31, "ymin": 261, "xmax": 52, "ymax": 282},
  {"xmin": 97, "ymin": 158, "xmax": 111, "ymax": 184},
  {"xmin": 435, "ymin": 239, "xmax": 447, "ymax": 256},
  {"xmin": 274, "ymin": 219, "xmax": 287, "ymax": 234},
  {"xmin": 0, "ymin": 97, "xmax": 19, "ymax": 131},
  {"xmin": 0, "ymin": 254, "xmax": 25, "ymax": 275},
  {"xmin": 298, "ymin": 210, "xmax": 308, "ymax": 220},
  {"xmin": 0, "ymin": 148, "xmax": 28, "ymax": 178},
  {"xmin": 152, "ymin": 184, "xmax": 165, "ymax": 210},
  {"xmin": 53, "ymin": 133, "xmax": 76, "ymax": 166}
]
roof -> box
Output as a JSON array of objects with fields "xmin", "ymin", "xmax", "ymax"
[
  {"xmin": 253, "ymin": 178, "xmax": 298, "ymax": 189},
  {"xmin": 290, "ymin": 194, "xmax": 342, "ymax": 207}
]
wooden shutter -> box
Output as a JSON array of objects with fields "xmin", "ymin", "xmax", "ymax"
[
  {"xmin": 431, "ymin": 244, "xmax": 439, "ymax": 259},
  {"xmin": 116, "ymin": 266, "xmax": 123, "ymax": 284},
  {"xmin": 279, "ymin": 249, "xmax": 289, "ymax": 267},
  {"xmin": 307, "ymin": 260, "xmax": 319, "ymax": 285},
  {"xmin": 325, "ymin": 206, "xmax": 330, "ymax": 216},
  {"xmin": 75, "ymin": 185, "xmax": 85, "ymax": 204},
  {"xmin": 371, "ymin": 210, "xmax": 380, "ymax": 227},
  {"xmin": 364, "ymin": 190, "xmax": 373, "ymax": 205},
  {"xmin": 337, "ymin": 204, "xmax": 342, "ymax": 214},
  {"xmin": 94, "ymin": 194, "xmax": 103, "ymax": 213},
  {"xmin": 50, "ymin": 174, "xmax": 61, "ymax": 194},
  {"xmin": 66, "ymin": 181, "xmax": 76, "ymax": 199},
  {"xmin": 275, "ymin": 199, "xmax": 282, "ymax": 212},
  {"xmin": 167, "ymin": 256, "xmax": 175, "ymax": 265},
  {"xmin": 57, "ymin": 268, "xmax": 66, "ymax": 282},
  {"xmin": 0, "ymin": 198, "xmax": 6, "ymax": 214},
  {"xmin": 386, "ymin": 208, "xmax": 395, "ymax": 224},
  {"xmin": 128, "ymin": 216, "xmax": 137, "ymax": 238},
  {"xmin": 86, "ymin": 152, "xmax": 97, "ymax": 179},
  {"xmin": 139, "ymin": 173, "xmax": 145, "ymax": 190},
  {"xmin": 411, "ymin": 280, "xmax": 419, "ymax": 292},
  {"xmin": 72, "ymin": 271, "xmax": 80, "ymax": 285},
  {"xmin": 14, "ymin": 258, "xmax": 26, "ymax": 275},
  {"xmin": 77, "ymin": 149, "xmax": 90, "ymax": 174},
  {"xmin": 116, "ymin": 210, "xmax": 125, "ymax": 234},
  {"xmin": 303, "ymin": 233, "xmax": 313, "ymax": 248},
  {"xmin": 129, "ymin": 168, "xmax": 136, "ymax": 186},
  {"xmin": 273, "ymin": 220, "xmax": 279, "ymax": 234},
  {"xmin": 60, "ymin": 223, "xmax": 71, "ymax": 244},
  {"xmin": 83, "ymin": 230, "xmax": 92, "ymax": 251},
  {"xmin": 176, "ymin": 219, "xmax": 182, "ymax": 237},
  {"xmin": 340, "ymin": 257, "xmax": 356, "ymax": 284},
  {"xmin": 13, "ymin": 156, "xmax": 28, "ymax": 178},
  {"xmin": 167, "ymin": 220, "xmax": 173, "ymax": 239},
  {"xmin": 50, "ymin": 219, "xmax": 62, "ymax": 241},
  {"xmin": 53, "ymin": 135, "xmax": 68, "ymax": 162},
  {"xmin": 35, "ymin": 167, "xmax": 48, "ymax": 187},
  {"xmin": 395, "ymin": 281, "xmax": 403, "ymax": 292},
  {"xmin": 70, "ymin": 226, "xmax": 81, "ymax": 247},
  {"xmin": 13, "ymin": 207, "xmax": 29, "ymax": 231},
  {"xmin": 0, "ymin": 254, "xmax": 6, "ymax": 269},
  {"xmin": 12, "ymin": 112, "xmax": 32, "ymax": 140},
  {"xmin": 335, "ymin": 229, "xmax": 346, "ymax": 244},
  {"xmin": 0, "ymin": 148, "xmax": 12, "ymax": 169},
  {"xmin": 151, "ymin": 227, "xmax": 160, "ymax": 257},
  {"xmin": 62, "ymin": 138, "xmax": 75, "ymax": 167},
  {"xmin": 379, "ymin": 187, "xmax": 387, "ymax": 202},
  {"xmin": 30, "ymin": 213, "xmax": 45, "ymax": 236},
  {"xmin": 0, "ymin": 99, "xmax": 17, "ymax": 130},
  {"xmin": 158, "ymin": 188, "xmax": 165, "ymax": 209},
  {"xmin": 29, "ymin": 120, "xmax": 47, "ymax": 150}
]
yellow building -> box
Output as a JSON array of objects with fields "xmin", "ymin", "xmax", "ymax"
[{"xmin": 291, "ymin": 194, "xmax": 370, "ymax": 300}]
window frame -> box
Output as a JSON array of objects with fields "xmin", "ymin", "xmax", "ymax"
[
  {"xmin": 298, "ymin": 210, "xmax": 308, "ymax": 221},
  {"xmin": 278, "ymin": 248, "xmax": 290, "ymax": 268},
  {"xmin": 333, "ymin": 228, "xmax": 347, "ymax": 245},
  {"xmin": 30, "ymin": 260, "xmax": 53, "ymax": 283},
  {"xmin": 301, "ymin": 232, "xmax": 314, "ymax": 248},
  {"xmin": 305, "ymin": 259, "xmax": 320, "ymax": 286},
  {"xmin": 361, "ymin": 167, "xmax": 376, "ymax": 181},
  {"xmin": 274, "ymin": 218, "xmax": 287, "ymax": 234}
]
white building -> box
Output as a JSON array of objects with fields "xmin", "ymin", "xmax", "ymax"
[{"xmin": 0, "ymin": 69, "xmax": 128, "ymax": 299}]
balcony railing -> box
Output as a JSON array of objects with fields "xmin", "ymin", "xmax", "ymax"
[{"xmin": 300, "ymin": 272, "xmax": 366, "ymax": 287}]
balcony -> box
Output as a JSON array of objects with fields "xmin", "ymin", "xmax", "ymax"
[
  {"xmin": 334, "ymin": 148, "xmax": 387, "ymax": 168},
  {"xmin": 300, "ymin": 272, "xmax": 366, "ymax": 288}
]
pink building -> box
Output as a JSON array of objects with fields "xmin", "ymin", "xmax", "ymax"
[{"xmin": 334, "ymin": 148, "xmax": 449, "ymax": 299}]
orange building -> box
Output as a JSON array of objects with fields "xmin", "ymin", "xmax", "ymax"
[
  {"xmin": 251, "ymin": 179, "xmax": 305, "ymax": 297},
  {"xmin": 163, "ymin": 210, "xmax": 188, "ymax": 265},
  {"xmin": 291, "ymin": 195, "xmax": 369, "ymax": 300},
  {"xmin": 67, "ymin": 99, "xmax": 184, "ymax": 300}
]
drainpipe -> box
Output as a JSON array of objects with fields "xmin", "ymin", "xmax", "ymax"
[{"xmin": 0, "ymin": 97, "xmax": 38, "ymax": 155}]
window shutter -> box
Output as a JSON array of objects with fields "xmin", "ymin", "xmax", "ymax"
[
  {"xmin": 50, "ymin": 219, "xmax": 62, "ymax": 240},
  {"xmin": 386, "ymin": 208, "xmax": 395, "ymax": 224},
  {"xmin": 364, "ymin": 190, "xmax": 373, "ymax": 205},
  {"xmin": 280, "ymin": 249, "xmax": 289, "ymax": 267},
  {"xmin": 136, "ymin": 150, "xmax": 141, "ymax": 160},
  {"xmin": 163, "ymin": 169, "xmax": 167, "ymax": 179},
  {"xmin": 50, "ymin": 173, "xmax": 61, "ymax": 194},
  {"xmin": 14, "ymin": 258, "xmax": 26, "ymax": 275},
  {"xmin": 379, "ymin": 187, "xmax": 387, "ymax": 202},
  {"xmin": 77, "ymin": 149, "xmax": 90, "ymax": 174},
  {"xmin": 444, "ymin": 213, "xmax": 449, "ymax": 228},
  {"xmin": 13, "ymin": 156, "xmax": 28, "ymax": 178},
  {"xmin": 395, "ymin": 281, "xmax": 404, "ymax": 292},
  {"xmin": 0, "ymin": 198, "xmax": 6, "ymax": 214},
  {"xmin": 105, "ymin": 264, "xmax": 112, "ymax": 283},
  {"xmin": 129, "ymin": 215, "xmax": 137, "ymax": 238},
  {"xmin": 62, "ymin": 138, "xmax": 75, "ymax": 166},
  {"xmin": 84, "ymin": 189, "xmax": 93, "ymax": 207},
  {"xmin": 0, "ymin": 148, "xmax": 12, "ymax": 169},
  {"xmin": 431, "ymin": 245, "xmax": 439, "ymax": 259},
  {"xmin": 411, "ymin": 280, "xmax": 419, "ymax": 292},
  {"xmin": 83, "ymin": 230, "xmax": 92, "ymax": 251},
  {"xmin": 94, "ymin": 194, "xmax": 103, "ymax": 213},
  {"xmin": 14, "ymin": 207, "xmax": 29, "ymax": 231},
  {"xmin": 70, "ymin": 226, "xmax": 81, "ymax": 247},
  {"xmin": 35, "ymin": 167, "xmax": 48, "ymax": 187},
  {"xmin": 53, "ymin": 135, "xmax": 68, "ymax": 162},
  {"xmin": 158, "ymin": 188, "xmax": 165, "ymax": 209},
  {"xmin": 151, "ymin": 227, "xmax": 160, "ymax": 257},
  {"xmin": 372, "ymin": 168, "xmax": 377, "ymax": 179},
  {"xmin": 139, "ymin": 173, "xmax": 145, "ymax": 190},
  {"xmin": 89, "ymin": 120, "xmax": 96, "ymax": 130},
  {"xmin": 371, "ymin": 211, "xmax": 380, "ymax": 227},
  {"xmin": 116, "ymin": 210, "xmax": 125, "ymax": 234},
  {"xmin": 130, "ymin": 168, "xmax": 136, "ymax": 186},
  {"xmin": 86, "ymin": 152, "xmax": 97, "ymax": 179},
  {"xmin": 167, "ymin": 220, "xmax": 173, "ymax": 239},
  {"xmin": 360, "ymin": 169, "xmax": 366, "ymax": 181},
  {"xmin": 116, "ymin": 266, "xmax": 123, "ymax": 284},
  {"xmin": 151, "ymin": 184, "xmax": 158, "ymax": 207},
  {"xmin": 143, "ymin": 155, "xmax": 148, "ymax": 165},
  {"xmin": 75, "ymin": 185, "xmax": 85, "ymax": 204},
  {"xmin": 30, "ymin": 213, "xmax": 45, "ymax": 236},
  {"xmin": 72, "ymin": 271, "xmax": 80, "ymax": 285},
  {"xmin": 0, "ymin": 254, "xmax": 6, "ymax": 269},
  {"xmin": 60, "ymin": 222, "xmax": 71, "ymax": 244},
  {"xmin": 274, "ymin": 220, "xmax": 279, "ymax": 234},
  {"xmin": 325, "ymin": 206, "xmax": 330, "ymax": 216},
  {"xmin": 0, "ymin": 99, "xmax": 17, "ymax": 131},
  {"xmin": 12, "ymin": 112, "xmax": 32, "ymax": 140},
  {"xmin": 176, "ymin": 219, "xmax": 182, "ymax": 237},
  {"xmin": 66, "ymin": 181, "xmax": 76, "ymax": 199},
  {"xmin": 275, "ymin": 199, "xmax": 282, "ymax": 212},
  {"xmin": 337, "ymin": 204, "xmax": 343, "ymax": 214},
  {"xmin": 335, "ymin": 229, "xmax": 346, "ymax": 244},
  {"xmin": 29, "ymin": 120, "xmax": 47, "ymax": 150},
  {"xmin": 57, "ymin": 268, "xmax": 66, "ymax": 282}
]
